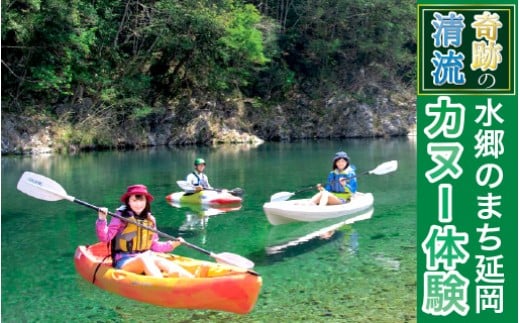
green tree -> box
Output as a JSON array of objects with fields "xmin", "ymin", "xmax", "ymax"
[{"xmin": 252, "ymin": 0, "xmax": 416, "ymax": 94}]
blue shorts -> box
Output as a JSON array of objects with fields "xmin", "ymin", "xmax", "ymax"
[{"xmin": 115, "ymin": 253, "xmax": 134, "ymax": 269}]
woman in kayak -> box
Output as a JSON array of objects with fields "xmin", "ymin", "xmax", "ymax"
[
  {"xmin": 311, "ymin": 151, "xmax": 357, "ymax": 206},
  {"xmin": 96, "ymin": 184, "xmax": 194, "ymax": 278},
  {"xmin": 186, "ymin": 157, "xmax": 212, "ymax": 192}
]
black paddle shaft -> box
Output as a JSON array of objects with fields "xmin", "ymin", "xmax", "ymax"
[{"xmin": 208, "ymin": 187, "xmax": 244, "ymax": 197}]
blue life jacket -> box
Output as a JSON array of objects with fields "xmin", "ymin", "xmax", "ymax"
[{"xmin": 325, "ymin": 165, "xmax": 357, "ymax": 194}]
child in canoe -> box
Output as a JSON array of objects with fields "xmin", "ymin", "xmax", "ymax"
[
  {"xmin": 96, "ymin": 184, "xmax": 194, "ymax": 278},
  {"xmin": 186, "ymin": 157, "xmax": 212, "ymax": 192},
  {"xmin": 311, "ymin": 151, "xmax": 357, "ymax": 206}
]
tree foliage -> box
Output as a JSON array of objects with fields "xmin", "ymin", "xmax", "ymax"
[
  {"xmin": 255, "ymin": 0, "xmax": 415, "ymax": 93},
  {"xmin": 2, "ymin": 0, "xmax": 272, "ymax": 113},
  {"xmin": 2, "ymin": 0, "xmax": 415, "ymax": 142}
]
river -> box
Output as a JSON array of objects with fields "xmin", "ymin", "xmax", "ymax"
[{"xmin": 1, "ymin": 137, "xmax": 416, "ymax": 322}]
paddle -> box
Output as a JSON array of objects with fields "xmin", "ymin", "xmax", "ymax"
[
  {"xmin": 268, "ymin": 186, "xmax": 316, "ymax": 202},
  {"xmin": 269, "ymin": 160, "xmax": 399, "ymax": 202},
  {"xmin": 16, "ymin": 171, "xmax": 255, "ymax": 269},
  {"xmin": 176, "ymin": 180, "xmax": 244, "ymax": 197}
]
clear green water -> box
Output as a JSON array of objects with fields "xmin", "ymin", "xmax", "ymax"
[{"xmin": 1, "ymin": 138, "xmax": 416, "ymax": 322}]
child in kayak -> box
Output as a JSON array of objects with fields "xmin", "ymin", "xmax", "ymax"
[
  {"xmin": 186, "ymin": 157, "xmax": 212, "ymax": 192},
  {"xmin": 96, "ymin": 184, "xmax": 194, "ymax": 278},
  {"xmin": 311, "ymin": 151, "xmax": 357, "ymax": 206}
]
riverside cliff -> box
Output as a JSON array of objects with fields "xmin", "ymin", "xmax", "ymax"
[{"xmin": 1, "ymin": 87, "xmax": 415, "ymax": 155}]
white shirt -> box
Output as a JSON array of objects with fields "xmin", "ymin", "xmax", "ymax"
[{"xmin": 186, "ymin": 171, "xmax": 212, "ymax": 189}]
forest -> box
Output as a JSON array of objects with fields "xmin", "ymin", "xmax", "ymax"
[{"xmin": 2, "ymin": 0, "xmax": 416, "ymax": 152}]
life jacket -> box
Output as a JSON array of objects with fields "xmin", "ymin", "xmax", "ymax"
[
  {"xmin": 112, "ymin": 206, "xmax": 154, "ymax": 253},
  {"xmin": 191, "ymin": 171, "xmax": 210, "ymax": 188},
  {"xmin": 326, "ymin": 168, "xmax": 355, "ymax": 201},
  {"xmin": 332, "ymin": 189, "xmax": 352, "ymax": 201}
]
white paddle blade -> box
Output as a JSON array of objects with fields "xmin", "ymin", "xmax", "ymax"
[
  {"xmin": 270, "ymin": 191, "xmax": 295, "ymax": 202},
  {"xmin": 213, "ymin": 252, "xmax": 255, "ymax": 269},
  {"xmin": 17, "ymin": 171, "xmax": 70, "ymax": 201},
  {"xmin": 176, "ymin": 180, "xmax": 195, "ymax": 192},
  {"xmin": 368, "ymin": 160, "xmax": 398, "ymax": 175}
]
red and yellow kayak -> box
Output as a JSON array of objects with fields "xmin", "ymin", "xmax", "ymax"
[
  {"xmin": 165, "ymin": 190, "xmax": 242, "ymax": 206},
  {"xmin": 74, "ymin": 242, "xmax": 262, "ymax": 314}
]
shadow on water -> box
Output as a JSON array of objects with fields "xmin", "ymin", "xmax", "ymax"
[
  {"xmin": 167, "ymin": 201, "xmax": 242, "ymax": 217},
  {"xmin": 248, "ymin": 208, "xmax": 373, "ymax": 265},
  {"xmin": 166, "ymin": 202, "xmax": 242, "ymax": 244}
]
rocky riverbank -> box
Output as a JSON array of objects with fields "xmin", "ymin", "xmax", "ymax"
[{"xmin": 1, "ymin": 88, "xmax": 415, "ymax": 155}]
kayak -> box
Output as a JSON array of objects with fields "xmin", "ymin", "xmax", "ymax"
[
  {"xmin": 262, "ymin": 192, "xmax": 374, "ymax": 225},
  {"xmin": 165, "ymin": 190, "xmax": 242, "ymax": 206},
  {"xmin": 74, "ymin": 242, "xmax": 262, "ymax": 314}
]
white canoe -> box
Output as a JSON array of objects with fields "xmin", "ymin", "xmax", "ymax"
[{"xmin": 263, "ymin": 192, "xmax": 374, "ymax": 225}]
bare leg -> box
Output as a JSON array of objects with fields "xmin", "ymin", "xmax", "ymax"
[
  {"xmin": 120, "ymin": 253, "xmax": 162, "ymax": 277},
  {"xmin": 154, "ymin": 256, "xmax": 194, "ymax": 278},
  {"xmin": 319, "ymin": 190, "xmax": 329, "ymax": 206},
  {"xmin": 326, "ymin": 194, "xmax": 344, "ymax": 205},
  {"xmin": 311, "ymin": 192, "xmax": 321, "ymax": 205},
  {"xmin": 312, "ymin": 190, "xmax": 344, "ymax": 206}
]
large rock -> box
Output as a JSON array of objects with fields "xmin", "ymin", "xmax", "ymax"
[
  {"xmin": 1, "ymin": 89, "xmax": 415, "ymax": 155},
  {"xmin": 1, "ymin": 115, "xmax": 54, "ymax": 155}
]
